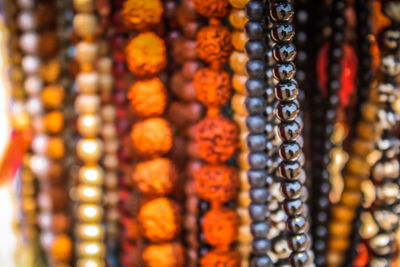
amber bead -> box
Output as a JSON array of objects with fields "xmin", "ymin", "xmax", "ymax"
[
  {"xmin": 194, "ymin": 116, "xmax": 238, "ymax": 164},
  {"xmin": 41, "ymin": 85, "xmax": 65, "ymax": 109},
  {"xmin": 200, "ymin": 250, "xmax": 240, "ymax": 267},
  {"xmin": 47, "ymin": 137, "xmax": 65, "ymax": 159},
  {"xmin": 202, "ymin": 207, "xmax": 239, "ymax": 248},
  {"xmin": 50, "ymin": 235, "xmax": 72, "ymax": 261},
  {"xmin": 132, "ymin": 158, "xmax": 176, "ymax": 196},
  {"xmin": 121, "ymin": 0, "xmax": 163, "ymax": 31},
  {"xmin": 131, "ymin": 118, "xmax": 173, "ymax": 158},
  {"xmin": 127, "ymin": 78, "xmax": 167, "ymax": 117},
  {"xmin": 44, "ymin": 111, "xmax": 64, "ymax": 134},
  {"xmin": 138, "ymin": 198, "xmax": 181, "ymax": 242},
  {"xmin": 194, "ymin": 164, "xmax": 239, "ymax": 203},
  {"xmin": 229, "ymin": 0, "xmax": 249, "ymax": 8},
  {"xmin": 193, "ymin": 0, "xmax": 230, "ymax": 18},
  {"xmin": 40, "ymin": 60, "xmax": 61, "ymax": 83},
  {"xmin": 196, "ymin": 25, "xmax": 232, "ymax": 68},
  {"xmin": 229, "ymin": 51, "xmax": 248, "ymax": 74},
  {"xmin": 231, "ymin": 30, "xmax": 247, "ymax": 52},
  {"xmin": 194, "ymin": 67, "xmax": 232, "ymax": 109},
  {"xmin": 142, "ymin": 243, "xmax": 184, "ymax": 267},
  {"xmin": 232, "ymin": 74, "xmax": 247, "ymax": 95},
  {"xmin": 125, "ymin": 32, "xmax": 166, "ymax": 77},
  {"xmin": 229, "ymin": 8, "xmax": 248, "ymax": 30},
  {"xmin": 39, "ymin": 31, "xmax": 60, "ymax": 58}
]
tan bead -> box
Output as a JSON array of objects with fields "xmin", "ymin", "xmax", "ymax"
[
  {"xmin": 229, "ymin": 8, "xmax": 248, "ymax": 30},
  {"xmin": 357, "ymin": 121, "xmax": 382, "ymax": 140},
  {"xmin": 362, "ymin": 102, "xmax": 379, "ymax": 122},
  {"xmin": 77, "ymin": 72, "xmax": 99, "ymax": 94},
  {"xmin": 238, "ymin": 225, "xmax": 252, "ymax": 244},
  {"xmin": 327, "ymin": 251, "xmax": 344, "ymax": 267},
  {"xmin": 77, "ymin": 259, "xmax": 105, "ymax": 267},
  {"xmin": 231, "ymin": 30, "xmax": 247, "ymax": 52},
  {"xmin": 76, "ymin": 224, "xmax": 104, "ymax": 241},
  {"xmin": 238, "ymin": 191, "xmax": 250, "ymax": 207},
  {"xmin": 76, "ymin": 242, "xmax": 105, "ymax": 257},
  {"xmin": 237, "ymin": 207, "xmax": 251, "ymax": 225},
  {"xmin": 76, "ymin": 42, "xmax": 99, "ymax": 66},
  {"xmin": 78, "ymin": 165, "xmax": 104, "ymax": 186},
  {"xmin": 330, "ymin": 221, "xmax": 352, "ymax": 237},
  {"xmin": 239, "ymin": 132, "xmax": 250, "ymax": 152},
  {"xmin": 392, "ymin": 96, "xmax": 400, "ymax": 114},
  {"xmin": 239, "ymin": 171, "xmax": 250, "ymax": 190},
  {"xmin": 328, "ymin": 237, "xmax": 349, "ymax": 251},
  {"xmin": 75, "ymin": 95, "xmax": 100, "ymax": 114},
  {"xmin": 331, "ymin": 205, "xmax": 354, "ymax": 222},
  {"xmin": 346, "ymin": 156, "xmax": 370, "ymax": 177},
  {"xmin": 77, "ymin": 204, "xmax": 103, "ymax": 222},
  {"xmin": 343, "ymin": 174, "xmax": 363, "ymax": 190},
  {"xmin": 73, "ymin": 0, "xmax": 95, "ymax": 13},
  {"xmin": 230, "ymin": 51, "xmax": 248, "ymax": 74},
  {"xmin": 77, "ymin": 114, "xmax": 101, "ymax": 137},
  {"xmin": 74, "ymin": 14, "xmax": 98, "ymax": 38},
  {"xmin": 351, "ymin": 138, "xmax": 374, "ymax": 157},
  {"xmin": 341, "ymin": 190, "xmax": 361, "ymax": 208},
  {"xmin": 360, "ymin": 211, "xmax": 378, "ymax": 239},
  {"xmin": 99, "ymin": 74, "xmax": 113, "ymax": 92},
  {"xmin": 237, "ymin": 152, "xmax": 250, "ymax": 170},
  {"xmin": 76, "ymin": 185, "xmax": 102, "ymax": 203},
  {"xmin": 231, "ymin": 94, "xmax": 248, "ymax": 116},
  {"xmin": 77, "ymin": 138, "xmax": 103, "ymax": 163}
]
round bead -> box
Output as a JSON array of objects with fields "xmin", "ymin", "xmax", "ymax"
[
  {"xmin": 282, "ymin": 181, "xmax": 303, "ymax": 199},
  {"xmin": 246, "ymin": 79, "xmax": 265, "ymax": 96},
  {"xmin": 275, "ymin": 80, "xmax": 298, "ymax": 100},
  {"xmin": 273, "ymin": 42, "xmax": 297, "ymax": 62},
  {"xmin": 289, "ymin": 234, "xmax": 309, "ymax": 251},
  {"xmin": 73, "ymin": 13, "xmax": 98, "ymax": 38},
  {"xmin": 246, "ymin": 0, "xmax": 265, "ymax": 21},
  {"xmin": 252, "ymin": 239, "xmax": 271, "ymax": 255},
  {"xmin": 249, "ymin": 203, "xmax": 266, "ymax": 221},
  {"xmin": 193, "ymin": 0, "xmax": 230, "ymax": 18},
  {"xmin": 245, "ymin": 40, "xmax": 265, "ymax": 59},
  {"xmin": 275, "ymin": 101, "xmax": 299, "ymax": 121},
  {"xmin": 246, "ymin": 59, "xmax": 266, "ymax": 79},
  {"xmin": 287, "ymin": 216, "xmax": 308, "ymax": 233},
  {"xmin": 251, "ymin": 256, "xmax": 273, "ymax": 267},
  {"xmin": 77, "ymin": 138, "xmax": 103, "ymax": 163},
  {"xmin": 121, "ymin": 0, "xmax": 163, "ymax": 30},
  {"xmin": 273, "ymin": 62, "xmax": 296, "ymax": 81},
  {"xmin": 250, "ymin": 221, "xmax": 269, "ymax": 239},
  {"xmin": 250, "ymin": 188, "xmax": 269, "ymax": 203},
  {"xmin": 271, "ymin": 22, "xmax": 295, "ymax": 42},
  {"xmin": 142, "ymin": 243, "xmax": 184, "ymax": 267},
  {"xmin": 283, "ymin": 199, "xmax": 304, "ymax": 216},
  {"xmin": 270, "ymin": 2, "xmax": 294, "ymax": 22},
  {"xmin": 245, "ymin": 21, "xmax": 264, "ymax": 40},
  {"xmin": 229, "ymin": 0, "xmax": 249, "ymax": 9},
  {"xmin": 200, "ymin": 250, "xmax": 240, "ymax": 267},
  {"xmin": 278, "ymin": 121, "xmax": 301, "ymax": 141}
]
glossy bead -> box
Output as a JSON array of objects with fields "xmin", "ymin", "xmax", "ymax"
[
  {"xmin": 252, "ymin": 239, "xmax": 270, "ymax": 255},
  {"xmin": 246, "ymin": 134, "xmax": 267, "ymax": 152},
  {"xmin": 287, "ymin": 216, "xmax": 307, "ymax": 233},
  {"xmin": 290, "ymin": 251, "xmax": 310, "ymax": 267},
  {"xmin": 251, "ymin": 256, "xmax": 273, "ymax": 267},
  {"xmin": 247, "ymin": 153, "xmax": 268, "ymax": 169},
  {"xmin": 270, "ymin": 2, "xmax": 294, "ymax": 22},
  {"xmin": 251, "ymin": 221, "xmax": 269, "ymax": 239},
  {"xmin": 289, "ymin": 234, "xmax": 309, "ymax": 251},
  {"xmin": 283, "ymin": 199, "xmax": 303, "ymax": 215},
  {"xmin": 282, "ymin": 181, "xmax": 302, "ymax": 199},
  {"xmin": 273, "ymin": 43, "xmax": 296, "ymax": 62},
  {"xmin": 278, "ymin": 161, "xmax": 302, "ymax": 180},
  {"xmin": 273, "ymin": 62, "xmax": 296, "ymax": 81},
  {"xmin": 245, "ymin": 21, "xmax": 264, "ymax": 40},
  {"xmin": 247, "ymin": 170, "xmax": 268, "ymax": 187},
  {"xmin": 244, "ymin": 115, "xmax": 265, "ymax": 133},
  {"xmin": 246, "ymin": 0, "xmax": 265, "ymax": 21},
  {"xmin": 245, "ymin": 40, "xmax": 265, "ymax": 59},
  {"xmin": 271, "ymin": 22, "xmax": 295, "ymax": 42},
  {"xmin": 250, "ymin": 188, "xmax": 269, "ymax": 203},
  {"xmin": 249, "ymin": 203, "xmax": 266, "ymax": 221},
  {"xmin": 275, "ymin": 101, "xmax": 299, "ymax": 121},
  {"xmin": 278, "ymin": 121, "xmax": 301, "ymax": 141},
  {"xmin": 246, "ymin": 59, "xmax": 265, "ymax": 79},
  {"xmin": 246, "ymin": 79, "xmax": 265, "ymax": 96}
]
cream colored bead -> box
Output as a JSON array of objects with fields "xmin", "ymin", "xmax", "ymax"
[
  {"xmin": 76, "ymin": 224, "xmax": 104, "ymax": 240},
  {"xmin": 103, "ymin": 154, "xmax": 118, "ymax": 170},
  {"xmin": 99, "ymin": 74, "xmax": 113, "ymax": 92},
  {"xmin": 77, "ymin": 242, "xmax": 105, "ymax": 257},
  {"xmin": 77, "ymin": 72, "xmax": 99, "ymax": 94},
  {"xmin": 103, "ymin": 139, "xmax": 118, "ymax": 154},
  {"xmin": 97, "ymin": 57, "xmax": 112, "ymax": 73},
  {"xmin": 104, "ymin": 172, "xmax": 118, "ymax": 189},
  {"xmin": 20, "ymin": 32, "xmax": 38, "ymax": 54},
  {"xmin": 77, "ymin": 114, "xmax": 101, "ymax": 137},
  {"xmin": 77, "ymin": 138, "xmax": 103, "ymax": 163},
  {"xmin": 100, "ymin": 105, "xmax": 116, "ymax": 122},
  {"xmin": 75, "ymin": 94, "xmax": 100, "ymax": 114},
  {"xmin": 77, "ymin": 204, "xmax": 103, "ymax": 222},
  {"xmin": 76, "ymin": 258, "xmax": 105, "ymax": 267},
  {"xmin": 74, "ymin": 14, "xmax": 98, "ymax": 38},
  {"xmin": 76, "ymin": 42, "xmax": 99, "ymax": 65},
  {"xmin": 101, "ymin": 123, "xmax": 116, "ymax": 140},
  {"xmin": 73, "ymin": 0, "xmax": 94, "ymax": 13},
  {"xmin": 77, "ymin": 185, "xmax": 102, "ymax": 203},
  {"xmin": 79, "ymin": 165, "xmax": 104, "ymax": 186}
]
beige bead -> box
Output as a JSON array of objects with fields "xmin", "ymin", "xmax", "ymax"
[
  {"xmin": 231, "ymin": 93, "xmax": 248, "ymax": 116},
  {"xmin": 76, "ymin": 224, "xmax": 104, "ymax": 240},
  {"xmin": 74, "ymin": 14, "xmax": 98, "ymax": 38},
  {"xmin": 75, "ymin": 94, "xmax": 100, "ymax": 114},
  {"xmin": 77, "ymin": 185, "xmax": 102, "ymax": 203},
  {"xmin": 77, "ymin": 139, "xmax": 103, "ymax": 163},
  {"xmin": 77, "ymin": 72, "xmax": 99, "ymax": 94},
  {"xmin": 100, "ymin": 105, "xmax": 116, "ymax": 122},
  {"xmin": 97, "ymin": 57, "xmax": 112, "ymax": 73},
  {"xmin": 238, "ymin": 225, "xmax": 252, "ymax": 243},
  {"xmin": 76, "ymin": 42, "xmax": 99, "ymax": 65},
  {"xmin": 78, "ymin": 165, "xmax": 104, "ymax": 186},
  {"xmin": 237, "ymin": 207, "xmax": 251, "ymax": 225},
  {"xmin": 238, "ymin": 191, "xmax": 250, "ymax": 207},
  {"xmin": 76, "ymin": 242, "xmax": 105, "ymax": 257},
  {"xmin": 77, "ymin": 114, "xmax": 101, "ymax": 137},
  {"xmin": 104, "ymin": 172, "xmax": 118, "ymax": 189},
  {"xmin": 99, "ymin": 74, "xmax": 113, "ymax": 92},
  {"xmin": 103, "ymin": 154, "xmax": 118, "ymax": 170},
  {"xmin": 103, "ymin": 139, "xmax": 118, "ymax": 154},
  {"xmin": 77, "ymin": 259, "xmax": 105, "ymax": 267},
  {"xmin": 77, "ymin": 204, "xmax": 103, "ymax": 222},
  {"xmin": 73, "ymin": 0, "xmax": 94, "ymax": 13},
  {"xmin": 101, "ymin": 123, "xmax": 117, "ymax": 140}
]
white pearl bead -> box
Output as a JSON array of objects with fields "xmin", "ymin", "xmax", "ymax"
[
  {"xmin": 40, "ymin": 231, "xmax": 54, "ymax": 250},
  {"xmin": 29, "ymin": 155, "xmax": 50, "ymax": 177},
  {"xmin": 22, "ymin": 55, "xmax": 40, "ymax": 74},
  {"xmin": 17, "ymin": 0, "xmax": 34, "ymax": 9},
  {"xmin": 77, "ymin": 114, "xmax": 101, "ymax": 137},
  {"xmin": 99, "ymin": 74, "xmax": 113, "ymax": 92},
  {"xmin": 103, "ymin": 140, "xmax": 118, "ymax": 154},
  {"xmin": 75, "ymin": 94, "xmax": 100, "ymax": 114},
  {"xmin": 26, "ymin": 97, "xmax": 43, "ymax": 115},
  {"xmin": 31, "ymin": 134, "xmax": 48, "ymax": 155},
  {"xmin": 104, "ymin": 172, "xmax": 118, "ymax": 189},
  {"xmin": 77, "ymin": 72, "xmax": 99, "ymax": 94},
  {"xmin": 97, "ymin": 57, "xmax": 112, "ymax": 73},
  {"xmin": 103, "ymin": 154, "xmax": 118, "ymax": 170},
  {"xmin": 17, "ymin": 11, "xmax": 35, "ymax": 31},
  {"xmin": 20, "ymin": 32, "xmax": 38, "ymax": 53},
  {"xmin": 38, "ymin": 212, "xmax": 52, "ymax": 230},
  {"xmin": 24, "ymin": 75, "xmax": 43, "ymax": 95}
]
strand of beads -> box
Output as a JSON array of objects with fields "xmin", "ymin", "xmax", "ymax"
[
  {"xmin": 30, "ymin": 0, "xmax": 72, "ymax": 264},
  {"xmin": 269, "ymin": 0, "xmax": 314, "ymax": 265},
  {"xmin": 72, "ymin": 1, "xmax": 105, "ymax": 266},
  {"xmin": 191, "ymin": 0, "xmax": 240, "ymax": 266},
  {"xmin": 327, "ymin": 1, "xmax": 400, "ymax": 264},
  {"xmin": 172, "ymin": 0, "xmax": 205, "ymax": 265},
  {"xmin": 122, "ymin": 1, "xmax": 184, "ymax": 266},
  {"xmin": 228, "ymin": 0, "xmax": 252, "ymax": 265}
]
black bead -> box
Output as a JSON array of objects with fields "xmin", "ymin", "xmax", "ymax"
[
  {"xmin": 275, "ymin": 80, "xmax": 299, "ymax": 101},
  {"xmin": 251, "ymin": 256, "xmax": 273, "ymax": 267},
  {"xmin": 246, "ymin": 40, "xmax": 266, "ymax": 59},
  {"xmin": 247, "ymin": 170, "xmax": 268, "ymax": 187},
  {"xmin": 246, "ymin": 79, "xmax": 266, "ymax": 96},
  {"xmin": 247, "ymin": 59, "xmax": 266, "ymax": 79},
  {"xmin": 246, "ymin": 0, "xmax": 265, "ymax": 21},
  {"xmin": 278, "ymin": 120, "xmax": 301, "ymax": 141},
  {"xmin": 251, "ymin": 221, "xmax": 269, "ymax": 238},
  {"xmin": 249, "ymin": 203, "xmax": 267, "ymax": 221},
  {"xmin": 289, "ymin": 234, "xmax": 309, "ymax": 251},
  {"xmin": 273, "ymin": 62, "xmax": 296, "ymax": 81},
  {"xmin": 287, "ymin": 215, "xmax": 308, "ymax": 233},
  {"xmin": 275, "ymin": 101, "xmax": 299, "ymax": 121},
  {"xmin": 270, "ymin": 2, "xmax": 294, "ymax": 22},
  {"xmin": 245, "ymin": 21, "xmax": 265, "ymax": 40},
  {"xmin": 290, "ymin": 251, "xmax": 310, "ymax": 267},
  {"xmin": 246, "ymin": 134, "xmax": 267, "ymax": 152},
  {"xmin": 273, "ymin": 42, "xmax": 297, "ymax": 62},
  {"xmin": 250, "ymin": 188, "xmax": 269, "ymax": 203},
  {"xmin": 283, "ymin": 198, "xmax": 304, "ymax": 215},
  {"xmin": 252, "ymin": 239, "xmax": 271, "ymax": 255},
  {"xmin": 246, "ymin": 97, "xmax": 265, "ymax": 115},
  {"xmin": 271, "ymin": 22, "xmax": 295, "ymax": 42},
  {"xmin": 248, "ymin": 152, "xmax": 268, "ymax": 169},
  {"xmin": 246, "ymin": 115, "xmax": 266, "ymax": 133},
  {"xmin": 282, "ymin": 180, "xmax": 303, "ymax": 199}
]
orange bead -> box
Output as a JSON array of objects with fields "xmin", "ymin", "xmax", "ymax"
[
  {"xmin": 229, "ymin": 8, "xmax": 247, "ymax": 30},
  {"xmin": 194, "ymin": 164, "xmax": 239, "ymax": 203},
  {"xmin": 142, "ymin": 242, "xmax": 185, "ymax": 267},
  {"xmin": 132, "ymin": 158, "xmax": 177, "ymax": 197},
  {"xmin": 127, "ymin": 77, "xmax": 167, "ymax": 117},
  {"xmin": 47, "ymin": 137, "xmax": 65, "ymax": 159},
  {"xmin": 41, "ymin": 85, "xmax": 65, "ymax": 109},
  {"xmin": 200, "ymin": 250, "xmax": 240, "ymax": 267},
  {"xmin": 138, "ymin": 198, "xmax": 181, "ymax": 243},
  {"xmin": 131, "ymin": 118, "xmax": 173, "ymax": 158},
  {"xmin": 231, "ymin": 31, "xmax": 247, "ymax": 52},
  {"xmin": 229, "ymin": 51, "xmax": 247, "ymax": 74},
  {"xmin": 196, "ymin": 25, "xmax": 232, "ymax": 68},
  {"xmin": 125, "ymin": 32, "xmax": 166, "ymax": 77},
  {"xmin": 203, "ymin": 207, "xmax": 239, "ymax": 248},
  {"xmin": 228, "ymin": 0, "xmax": 249, "ymax": 9},
  {"xmin": 193, "ymin": 0, "xmax": 230, "ymax": 18},
  {"xmin": 50, "ymin": 234, "xmax": 72, "ymax": 261},
  {"xmin": 44, "ymin": 111, "xmax": 64, "ymax": 134},
  {"xmin": 194, "ymin": 67, "xmax": 232, "ymax": 109},
  {"xmin": 194, "ymin": 116, "xmax": 238, "ymax": 164},
  {"xmin": 122, "ymin": 0, "xmax": 163, "ymax": 31}
]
